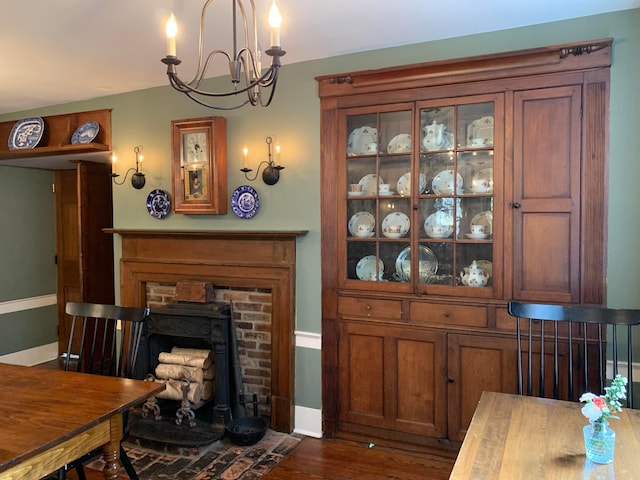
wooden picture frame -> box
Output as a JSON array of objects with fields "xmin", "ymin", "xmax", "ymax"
[{"xmin": 171, "ymin": 117, "xmax": 227, "ymax": 214}]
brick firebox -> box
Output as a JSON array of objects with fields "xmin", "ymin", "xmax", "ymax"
[
  {"xmin": 146, "ymin": 282, "xmax": 274, "ymax": 418},
  {"xmin": 108, "ymin": 229, "xmax": 307, "ymax": 433}
]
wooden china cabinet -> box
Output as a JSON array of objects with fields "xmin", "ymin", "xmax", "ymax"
[{"xmin": 318, "ymin": 39, "xmax": 611, "ymax": 449}]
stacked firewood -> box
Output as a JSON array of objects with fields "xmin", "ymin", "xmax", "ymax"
[{"xmin": 152, "ymin": 347, "xmax": 214, "ymax": 405}]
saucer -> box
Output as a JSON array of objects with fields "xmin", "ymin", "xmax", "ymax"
[
  {"xmin": 379, "ymin": 191, "xmax": 394, "ymax": 197},
  {"xmin": 465, "ymin": 233, "xmax": 489, "ymax": 240},
  {"xmin": 348, "ymin": 191, "xmax": 365, "ymax": 197},
  {"xmin": 354, "ymin": 231, "xmax": 375, "ymax": 237},
  {"xmin": 382, "ymin": 231, "xmax": 404, "ymax": 239}
]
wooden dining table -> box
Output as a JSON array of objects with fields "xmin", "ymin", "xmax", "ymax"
[
  {"xmin": 0, "ymin": 362, "xmax": 164, "ymax": 480},
  {"xmin": 450, "ymin": 391, "xmax": 640, "ymax": 479}
]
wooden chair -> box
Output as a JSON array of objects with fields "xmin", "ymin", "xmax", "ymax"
[
  {"xmin": 507, "ymin": 301, "xmax": 640, "ymax": 407},
  {"xmin": 57, "ymin": 301, "xmax": 150, "ymax": 480}
]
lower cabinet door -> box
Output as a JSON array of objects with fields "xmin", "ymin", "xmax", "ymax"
[
  {"xmin": 447, "ymin": 334, "xmax": 518, "ymax": 441},
  {"xmin": 339, "ymin": 321, "xmax": 447, "ymax": 438}
]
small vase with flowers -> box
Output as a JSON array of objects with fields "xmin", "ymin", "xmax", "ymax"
[{"xmin": 579, "ymin": 374, "xmax": 628, "ymax": 464}]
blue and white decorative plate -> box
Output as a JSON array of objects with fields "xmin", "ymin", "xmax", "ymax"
[
  {"xmin": 8, "ymin": 117, "xmax": 45, "ymax": 150},
  {"xmin": 231, "ymin": 185, "xmax": 260, "ymax": 219},
  {"xmin": 71, "ymin": 121, "xmax": 100, "ymax": 144},
  {"xmin": 146, "ymin": 189, "xmax": 171, "ymax": 219}
]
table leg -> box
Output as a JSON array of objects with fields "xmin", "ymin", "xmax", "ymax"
[{"xmin": 102, "ymin": 414, "xmax": 123, "ymax": 480}]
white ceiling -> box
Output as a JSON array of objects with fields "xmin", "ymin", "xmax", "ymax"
[{"xmin": 1, "ymin": 0, "xmax": 638, "ymax": 115}]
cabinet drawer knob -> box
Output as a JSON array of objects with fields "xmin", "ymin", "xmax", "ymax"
[
  {"xmin": 512, "ymin": 202, "xmax": 521, "ymax": 209},
  {"xmin": 443, "ymin": 312, "xmax": 450, "ymax": 318},
  {"xmin": 448, "ymin": 376, "xmax": 455, "ymax": 383},
  {"xmin": 365, "ymin": 304, "xmax": 372, "ymax": 310}
]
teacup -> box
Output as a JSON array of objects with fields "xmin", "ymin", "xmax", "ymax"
[
  {"xmin": 365, "ymin": 143, "xmax": 378, "ymax": 154},
  {"xmin": 471, "ymin": 138, "xmax": 486, "ymax": 147},
  {"xmin": 426, "ymin": 224, "xmax": 450, "ymax": 238},
  {"xmin": 388, "ymin": 225, "xmax": 401, "ymax": 234},
  {"xmin": 350, "ymin": 184, "xmax": 363, "ymax": 193},
  {"xmin": 471, "ymin": 225, "xmax": 485, "ymax": 235},
  {"xmin": 356, "ymin": 224, "xmax": 371, "ymax": 236},
  {"xmin": 379, "ymin": 184, "xmax": 391, "ymax": 194}
]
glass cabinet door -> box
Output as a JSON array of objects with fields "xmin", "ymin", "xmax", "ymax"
[
  {"xmin": 418, "ymin": 102, "xmax": 494, "ymax": 290},
  {"xmin": 345, "ymin": 109, "xmax": 413, "ymax": 284},
  {"xmin": 343, "ymin": 100, "xmax": 497, "ymax": 294}
]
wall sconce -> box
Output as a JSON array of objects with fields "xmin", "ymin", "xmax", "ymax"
[
  {"xmin": 240, "ymin": 136, "xmax": 285, "ymax": 185},
  {"xmin": 111, "ymin": 145, "xmax": 146, "ymax": 189}
]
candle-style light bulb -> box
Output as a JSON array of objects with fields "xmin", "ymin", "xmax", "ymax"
[
  {"xmin": 166, "ymin": 12, "xmax": 177, "ymax": 57},
  {"xmin": 111, "ymin": 153, "xmax": 117, "ymax": 174},
  {"xmin": 243, "ymin": 146, "xmax": 249, "ymax": 169},
  {"xmin": 268, "ymin": 1, "xmax": 282, "ymax": 47},
  {"xmin": 275, "ymin": 144, "xmax": 281, "ymax": 165}
]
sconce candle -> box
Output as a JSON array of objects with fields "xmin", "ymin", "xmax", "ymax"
[{"xmin": 243, "ymin": 146, "xmax": 249, "ymax": 169}]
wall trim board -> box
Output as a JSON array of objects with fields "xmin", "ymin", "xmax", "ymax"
[
  {"xmin": 295, "ymin": 330, "xmax": 321, "ymax": 350},
  {"xmin": 0, "ymin": 294, "xmax": 57, "ymax": 314}
]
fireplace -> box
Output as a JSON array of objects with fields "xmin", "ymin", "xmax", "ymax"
[{"xmin": 108, "ymin": 229, "xmax": 306, "ymax": 433}]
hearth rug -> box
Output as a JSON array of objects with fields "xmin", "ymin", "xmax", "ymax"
[{"xmin": 87, "ymin": 429, "xmax": 302, "ymax": 479}]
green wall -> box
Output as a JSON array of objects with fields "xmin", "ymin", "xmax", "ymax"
[
  {"xmin": 0, "ymin": 9, "xmax": 638, "ymax": 407},
  {"xmin": 0, "ymin": 166, "xmax": 56, "ymax": 354}
]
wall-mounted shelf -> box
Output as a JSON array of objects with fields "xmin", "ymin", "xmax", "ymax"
[{"xmin": 0, "ymin": 108, "xmax": 111, "ymax": 170}]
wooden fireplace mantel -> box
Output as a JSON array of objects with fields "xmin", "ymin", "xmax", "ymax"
[{"xmin": 106, "ymin": 228, "xmax": 307, "ymax": 433}]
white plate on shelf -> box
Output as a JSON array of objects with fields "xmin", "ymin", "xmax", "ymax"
[
  {"xmin": 467, "ymin": 116, "xmax": 494, "ymax": 147},
  {"xmin": 387, "ymin": 134, "xmax": 411, "ymax": 154},
  {"xmin": 424, "ymin": 210, "xmax": 454, "ymax": 238},
  {"xmin": 381, "ymin": 212, "xmax": 410, "ymax": 238},
  {"xmin": 432, "ymin": 169, "xmax": 463, "ymax": 195},
  {"xmin": 470, "ymin": 168, "xmax": 494, "ymax": 193},
  {"xmin": 394, "ymin": 246, "xmax": 438, "ymax": 282},
  {"xmin": 471, "ymin": 211, "xmax": 493, "ymax": 236},
  {"xmin": 396, "ymin": 172, "xmax": 427, "ymax": 196},
  {"xmin": 347, "ymin": 126, "xmax": 378, "ymax": 156},
  {"xmin": 356, "ymin": 255, "xmax": 384, "ymax": 281},
  {"xmin": 348, "ymin": 211, "xmax": 376, "ymax": 237},
  {"xmin": 358, "ymin": 173, "xmax": 383, "ymax": 195}
]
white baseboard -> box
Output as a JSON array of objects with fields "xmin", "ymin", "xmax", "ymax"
[
  {"xmin": 606, "ymin": 360, "xmax": 640, "ymax": 380},
  {"xmin": 294, "ymin": 405, "xmax": 322, "ymax": 438},
  {"xmin": 0, "ymin": 342, "xmax": 58, "ymax": 366}
]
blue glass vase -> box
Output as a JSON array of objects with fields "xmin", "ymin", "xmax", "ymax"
[{"xmin": 583, "ymin": 421, "xmax": 616, "ymax": 464}]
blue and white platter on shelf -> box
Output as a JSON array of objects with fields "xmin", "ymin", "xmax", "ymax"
[
  {"xmin": 231, "ymin": 185, "xmax": 260, "ymax": 219},
  {"xmin": 71, "ymin": 121, "xmax": 100, "ymax": 144},
  {"xmin": 146, "ymin": 189, "xmax": 171, "ymax": 219},
  {"xmin": 8, "ymin": 117, "xmax": 45, "ymax": 150}
]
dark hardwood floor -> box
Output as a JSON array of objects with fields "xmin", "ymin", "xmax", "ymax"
[
  {"xmin": 76, "ymin": 437, "xmax": 454, "ymax": 480},
  {"xmin": 263, "ymin": 437, "xmax": 455, "ymax": 480}
]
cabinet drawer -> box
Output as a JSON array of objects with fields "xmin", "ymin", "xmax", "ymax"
[
  {"xmin": 409, "ymin": 302, "xmax": 487, "ymax": 327},
  {"xmin": 338, "ymin": 297, "xmax": 402, "ymax": 320}
]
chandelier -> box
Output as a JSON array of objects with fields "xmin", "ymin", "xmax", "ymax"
[{"xmin": 162, "ymin": 0, "xmax": 285, "ymax": 110}]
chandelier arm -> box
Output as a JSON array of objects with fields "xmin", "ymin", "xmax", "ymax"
[
  {"xmin": 257, "ymin": 69, "xmax": 279, "ymax": 107},
  {"xmin": 168, "ymin": 60, "xmax": 280, "ymax": 98},
  {"xmin": 190, "ymin": 50, "xmax": 232, "ymax": 88},
  {"xmin": 181, "ymin": 90, "xmax": 252, "ymax": 110},
  {"xmin": 189, "ymin": 0, "xmax": 216, "ymax": 85}
]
